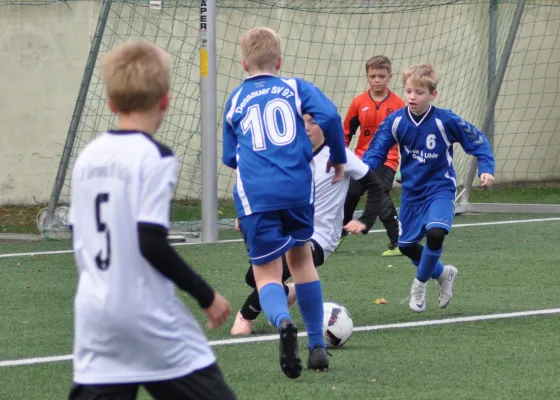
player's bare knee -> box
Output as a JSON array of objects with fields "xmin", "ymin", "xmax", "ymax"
[{"xmin": 426, "ymin": 227, "xmax": 447, "ymax": 250}]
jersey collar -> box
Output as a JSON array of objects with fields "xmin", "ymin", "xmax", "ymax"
[
  {"xmin": 244, "ymin": 74, "xmax": 276, "ymax": 81},
  {"xmin": 107, "ymin": 129, "xmax": 151, "ymax": 135},
  {"xmin": 313, "ymin": 142, "xmax": 327, "ymax": 157},
  {"xmin": 406, "ymin": 104, "xmax": 434, "ymax": 127}
]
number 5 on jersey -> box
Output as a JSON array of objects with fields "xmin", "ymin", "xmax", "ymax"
[
  {"xmin": 95, "ymin": 193, "xmax": 111, "ymax": 271},
  {"xmin": 241, "ymin": 98, "xmax": 296, "ymax": 151}
]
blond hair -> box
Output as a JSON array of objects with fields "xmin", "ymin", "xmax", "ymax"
[
  {"xmin": 101, "ymin": 40, "xmax": 172, "ymax": 114},
  {"xmin": 365, "ymin": 55, "xmax": 392, "ymax": 73},
  {"xmin": 402, "ymin": 64, "xmax": 438, "ymax": 92},
  {"xmin": 239, "ymin": 27, "xmax": 282, "ymax": 71}
]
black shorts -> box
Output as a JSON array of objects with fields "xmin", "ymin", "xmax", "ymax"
[{"xmin": 69, "ymin": 363, "xmax": 236, "ymax": 400}]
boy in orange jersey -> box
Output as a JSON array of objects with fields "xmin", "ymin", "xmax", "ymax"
[{"xmin": 338, "ymin": 55, "xmax": 405, "ymax": 257}]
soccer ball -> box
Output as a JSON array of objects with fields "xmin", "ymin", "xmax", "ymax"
[{"xmin": 322, "ymin": 302, "xmax": 353, "ymax": 349}]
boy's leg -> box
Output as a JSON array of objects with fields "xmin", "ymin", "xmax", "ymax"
[
  {"xmin": 416, "ymin": 198, "xmax": 455, "ymax": 283},
  {"xmin": 282, "ymin": 206, "xmax": 329, "ymax": 371},
  {"xmin": 68, "ymin": 383, "xmax": 139, "ymax": 400},
  {"xmin": 144, "ymin": 363, "xmax": 236, "ymax": 400},
  {"xmin": 337, "ymin": 179, "xmax": 367, "ymax": 250},
  {"xmin": 238, "ymin": 212, "xmax": 302, "ymax": 379},
  {"xmin": 422, "ymin": 198, "xmax": 459, "ymax": 308},
  {"xmin": 397, "ymin": 202, "xmax": 429, "ymax": 312},
  {"xmin": 232, "ymin": 257, "xmax": 293, "ymax": 335},
  {"xmin": 374, "ymin": 165, "xmax": 402, "ymax": 256}
]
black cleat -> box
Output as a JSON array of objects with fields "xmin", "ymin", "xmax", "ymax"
[
  {"xmin": 307, "ymin": 346, "xmax": 330, "ymax": 371},
  {"xmin": 279, "ymin": 319, "xmax": 302, "ymax": 379}
]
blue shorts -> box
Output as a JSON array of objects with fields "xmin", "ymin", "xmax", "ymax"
[
  {"xmin": 398, "ymin": 197, "xmax": 455, "ymax": 246},
  {"xmin": 238, "ymin": 205, "xmax": 314, "ymax": 266}
]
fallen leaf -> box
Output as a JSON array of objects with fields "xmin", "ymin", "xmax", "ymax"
[
  {"xmin": 25, "ymin": 284, "xmax": 30, "ymax": 289},
  {"xmin": 373, "ymin": 298, "xmax": 388, "ymax": 305},
  {"xmin": 371, "ymin": 378, "xmax": 377, "ymax": 382},
  {"xmin": 388, "ymin": 264, "xmax": 393, "ymax": 268}
]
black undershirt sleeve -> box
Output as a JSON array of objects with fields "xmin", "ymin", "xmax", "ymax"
[
  {"xmin": 356, "ymin": 169, "xmax": 384, "ymax": 233},
  {"xmin": 138, "ymin": 222, "xmax": 215, "ymax": 309},
  {"xmin": 347, "ymin": 115, "xmax": 361, "ymax": 144}
]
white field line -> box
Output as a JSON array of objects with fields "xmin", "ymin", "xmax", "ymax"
[
  {"xmin": 1, "ymin": 308, "xmax": 559, "ymax": 368},
  {"xmin": 1, "ymin": 217, "xmax": 560, "ymax": 260}
]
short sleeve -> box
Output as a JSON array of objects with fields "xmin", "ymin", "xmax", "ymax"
[
  {"xmin": 137, "ymin": 155, "xmax": 178, "ymax": 229},
  {"xmin": 343, "ymin": 148, "xmax": 369, "ymax": 180}
]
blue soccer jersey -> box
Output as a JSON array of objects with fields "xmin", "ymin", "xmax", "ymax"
[
  {"xmin": 222, "ymin": 74, "xmax": 347, "ymax": 217},
  {"xmin": 362, "ymin": 105, "xmax": 495, "ymax": 204}
]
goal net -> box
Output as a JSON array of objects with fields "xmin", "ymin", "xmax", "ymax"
[{"xmin": 44, "ymin": 0, "xmax": 560, "ymax": 239}]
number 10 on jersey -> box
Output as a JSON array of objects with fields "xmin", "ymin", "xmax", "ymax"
[{"xmin": 241, "ymin": 98, "xmax": 297, "ymax": 151}]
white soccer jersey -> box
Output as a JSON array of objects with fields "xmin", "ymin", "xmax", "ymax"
[
  {"xmin": 312, "ymin": 145, "xmax": 369, "ymax": 258},
  {"xmin": 69, "ymin": 130, "xmax": 215, "ymax": 385}
]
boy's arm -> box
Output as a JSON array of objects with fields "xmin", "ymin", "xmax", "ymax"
[
  {"xmin": 296, "ymin": 80, "xmax": 347, "ymax": 164},
  {"xmin": 343, "ymin": 99, "xmax": 360, "ymax": 147},
  {"xmin": 447, "ymin": 112, "xmax": 495, "ymax": 176},
  {"xmin": 361, "ymin": 118, "xmax": 396, "ymax": 170},
  {"xmin": 355, "ymin": 168, "xmax": 383, "ymax": 232},
  {"xmin": 222, "ymin": 96, "xmax": 238, "ymax": 169},
  {"xmin": 341, "ymin": 149, "xmax": 383, "ymax": 233},
  {"xmin": 137, "ymin": 154, "xmax": 216, "ymax": 309}
]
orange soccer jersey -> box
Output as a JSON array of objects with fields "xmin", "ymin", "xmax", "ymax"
[{"xmin": 343, "ymin": 89, "xmax": 405, "ymax": 171}]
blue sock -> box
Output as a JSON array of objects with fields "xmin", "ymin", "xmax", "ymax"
[
  {"xmin": 295, "ymin": 280, "xmax": 326, "ymax": 350},
  {"xmin": 259, "ymin": 283, "xmax": 292, "ymax": 329},
  {"xmin": 412, "ymin": 259, "xmax": 444, "ymax": 280},
  {"xmin": 417, "ymin": 246, "xmax": 443, "ymax": 282}
]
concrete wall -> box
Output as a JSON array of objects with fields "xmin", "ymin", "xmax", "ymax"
[{"xmin": 0, "ymin": 0, "xmax": 558, "ymax": 205}]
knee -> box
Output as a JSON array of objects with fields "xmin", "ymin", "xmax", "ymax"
[{"xmin": 426, "ymin": 227, "xmax": 447, "ymax": 250}]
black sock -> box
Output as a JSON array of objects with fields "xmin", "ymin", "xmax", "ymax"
[{"xmin": 240, "ymin": 290, "xmax": 262, "ymax": 320}]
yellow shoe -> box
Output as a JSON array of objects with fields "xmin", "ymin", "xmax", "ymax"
[
  {"xmin": 381, "ymin": 244, "xmax": 403, "ymax": 257},
  {"xmin": 230, "ymin": 311, "xmax": 253, "ymax": 336}
]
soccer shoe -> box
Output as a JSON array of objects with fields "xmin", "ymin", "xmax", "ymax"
[
  {"xmin": 381, "ymin": 243, "xmax": 404, "ymax": 257},
  {"xmin": 409, "ymin": 278, "xmax": 427, "ymax": 312},
  {"xmin": 230, "ymin": 311, "xmax": 253, "ymax": 336},
  {"xmin": 437, "ymin": 265, "xmax": 459, "ymax": 308},
  {"xmin": 279, "ymin": 319, "xmax": 302, "ymax": 379},
  {"xmin": 307, "ymin": 346, "xmax": 330, "ymax": 371}
]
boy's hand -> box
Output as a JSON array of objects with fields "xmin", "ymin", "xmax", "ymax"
[
  {"xmin": 234, "ymin": 218, "xmax": 240, "ymax": 232},
  {"xmin": 326, "ymin": 160, "xmax": 345, "ymax": 184},
  {"xmin": 480, "ymin": 173, "xmax": 494, "ymax": 187},
  {"xmin": 344, "ymin": 220, "xmax": 367, "ymax": 234},
  {"xmin": 204, "ymin": 293, "xmax": 231, "ymax": 329}
]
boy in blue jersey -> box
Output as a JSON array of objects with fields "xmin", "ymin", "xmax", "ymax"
[
  {"xmin": 222, "ymin": 27, "xmax": 347, "ymax": 378},
  {"xmin": 362, "ymin": 64, "xmax": 495, "ymax": 313}
]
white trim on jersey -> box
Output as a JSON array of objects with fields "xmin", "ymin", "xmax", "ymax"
[
  {"xmin": 226, "ymin": 89, "xmax": 243, "ymax": 126},
  {"xmin": 235, "ymin": 152, "xmax": 252, "ymax": 215},
  {"xmin": 281, "ymin": 78, "xmax": 303, "ymax": 117},
  {"xmin": 407, "ymin": 104, "xmax": 432, "ymax": 127},
  {"xmin": 435, "ymin": 118, "xmax": 457, "ymax": 190},
  {"xmin": 391, "ymin": 116, "xmax": 402, "ymax": 142}
]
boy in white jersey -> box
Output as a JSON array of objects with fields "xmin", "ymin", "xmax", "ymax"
[
  {"xmin": 231, "ymin": 114, "xmax": 384, "ymax": 335},
  {"xmin": 68, "ymin": 40, "xmax": 236, "ymax": 400},
  {"xmin": 363, "ymin": 64, "xmax": 495, "ymax": 313}
]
